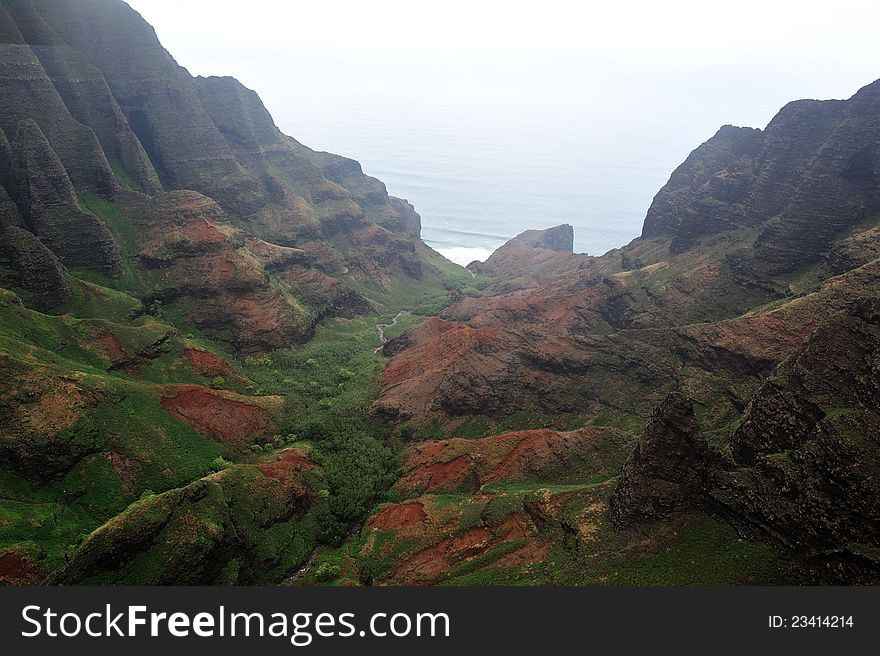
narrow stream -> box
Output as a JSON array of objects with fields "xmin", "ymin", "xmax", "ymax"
[{"xmin": 374, "ymin": 311, "xmax": 409, "ymax": 354}]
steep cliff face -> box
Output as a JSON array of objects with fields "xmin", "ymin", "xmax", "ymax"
[
  {"xmin": 0, "ymin": 0, "xmax": 438, "ymax": 351},
  {"xmin": 9, "ymin": 119, "xmax": 123, "ymax": 276},
  {"xmin": 713, "ymin": 299, "xmax": 880, "ymax": 582},
  {"xmin": 643, "ymin": 82, "xmax": 880, "ymax": 275},
  {"xmin": 3, "ymin": 0, "xmax": 160, "ymax": 195},
  {"xmin": 0, "ymin": 2, "xmax": 120, "ymax": 197}
]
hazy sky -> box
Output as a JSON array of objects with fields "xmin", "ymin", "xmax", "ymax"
[{"xmin": 127, "ymin": 0, "xmax": 878, "ymax": 61}]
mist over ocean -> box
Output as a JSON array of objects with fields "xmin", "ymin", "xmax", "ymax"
[{"xmin": 192, "ymin": 50, "xmax": 872, "ymax": 265}]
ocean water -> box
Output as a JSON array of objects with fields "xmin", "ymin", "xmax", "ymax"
[{"xmin": 190, "ymin": 50, "xmax": 875, "ymax": 265}]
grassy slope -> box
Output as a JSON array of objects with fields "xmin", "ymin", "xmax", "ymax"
[{"xmin": 0, "ymin": 288, "xmax": 232, "ymax": 573}]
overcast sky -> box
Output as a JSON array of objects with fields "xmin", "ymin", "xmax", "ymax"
[{"xmin": 126, "ymin": 0, "xmax": 878, "ymax": 61}]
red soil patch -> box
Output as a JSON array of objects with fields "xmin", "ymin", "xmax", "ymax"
[
  {"xmin": 413, "ymin": 442, "xmax": 447, "ymax": 460},
  {"xmin": 183, "ymin": 348, "xmax": 233, "ymax": 377},
  {"xmin": 494, "ymin": 513, "xmax": 529, "ymax": 541},
  {"xmin": 0, "ymin": 551, "xmax": 44, "ymax": 585},
  {"xmin": 391, "ymin": 526, "xmax": 492, "ymax": 582},
  {"xmin": 96, "ymin": 331, "xmax": 140, "ymax": 376},
  {"xmin": 182, "ymin": 218, "xmax": 226, "ymax": 244},
  {"xmin": 159, "ymin": 386, "xmax": 274, "ymax": 449},
  {"xmin": 493, "ymin": 540, "xmax": 553, "ymax": 569},
  {"xmin": 371, "ymin": 502, "xmax": 427, "ymax": 531},
  {"xmin": 258, "ymin": 449, "xmax": 317, "ymax": 480},
  {"xmin": 481, "ymin": 429, "xmax": 562, "ymax": 485},
  {"xmin": 211, "ymin": 253, "xmax": 237, "ymax": 280},
  {"xmin": 381, "ymin": 323, "xmax": 499, "ymax": 387},
  {"xmin": 396, "ymin": 455, "xmax": 472, "ymax": 494},
  {"xmin": 447, "ymin": 526, "xmax": 492, "ymax": 556},
  {"xmin": 379, "ymin": 509, "xmax": 544, "ymax": 584}
]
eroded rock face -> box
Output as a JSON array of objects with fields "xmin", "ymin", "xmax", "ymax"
[
  {"xmin": 4, "ymin": 0, "xmax": 161, "ymax": 195},
  {"xmin": 396, "ymin": 426, "xmax": 634, "ymax": 496},
  {"xmin": 643, "ymin": 82, "xmax": 880, "ymax": 273},
  {"xmin": 468, "ymin": 224, "xmax": 587, "ymax": 278},
  {"xmin": 1, "ymin": 166, "xmax": 73, "ymax": 308},
  {"xmin": 29, "ymin": 0, "xmax": 264, "ymax": 217},
  {"xmin": 711, "ymin": 300, "xmax": 880, "ymax": 582},
  {"xmin": 9, "ymin": 119, "xmax": 123, "ymax": 276},
  {"xmin": 610, "ymin": 393, "xmax": 710, "ymax": 528},
  {"xmin": 0, "ymin": 3, "xmax": 120, "ymax": 197}
]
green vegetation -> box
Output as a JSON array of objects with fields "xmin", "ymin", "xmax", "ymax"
[
  {"xmin": 75, "ymin": 195, "xmax": 148, "ymax": 297},
  {"xmin": 0, "ymin": 241, "xmax": 490, "ymax": 582},
  {"xmin": 306, "ymin": 474, "xmax": 786, "ymax": 587}
]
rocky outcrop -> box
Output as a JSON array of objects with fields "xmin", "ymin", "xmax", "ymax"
[
  {"xmin": 468, "ymin": 224, "xmax": 587, "ymax": 278},
  {"xmin": 0, "ymin": 353, "xmax": 100, "ymax": 482},
  {"xmin": 711, "ymin": 300, "xmax": 880, "ymax": 582},
  {"xmin": 641, "ymin": 125, "xmax": 763, "ymax": 247},
  {"xmin": 508, "ymin": 224, "xmax": 575, "ymax": 252},
  {"xmin": 610, "ymin": 393, "xmax": 710, "ymax": 527},
  {"xmin": 388, "ymin": 196, "xmax": 422, "ymax": 238},
  {"xmin": 643, "ymin": 81, "xmax": 880, "ymax": 274}
]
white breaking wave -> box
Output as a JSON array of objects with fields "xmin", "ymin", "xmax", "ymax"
[{"xmin": 435, "ymin": 246, "xmax": 494, "ymax": 267}]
